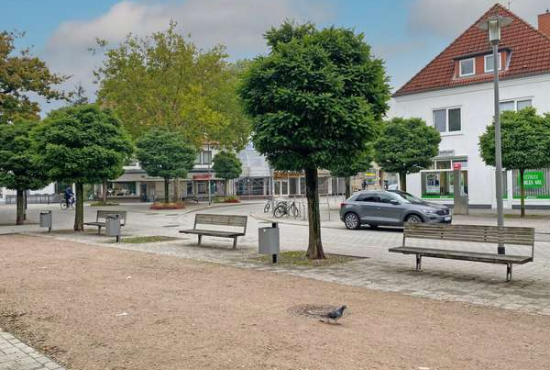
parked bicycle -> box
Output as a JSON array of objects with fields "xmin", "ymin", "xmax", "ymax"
[
  {"xmin": 274, "ymin": 200, "xmax": 300, "ymax": 218},
  {"xmin": 60, "ymin": 195, "xmax": 76, "ymax": 210}
]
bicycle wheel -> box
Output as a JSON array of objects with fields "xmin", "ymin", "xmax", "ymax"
[
  {"xmin": 264, "ymin": 202, "xmax": 270, "ymax": 213},
  {"xmin": 60, "ymin": 201, "xmax": 67, "ymax": 210},
  {"xmin": 291, "ymin": 203, "xmax": 300, "ymax": 218},
  {"xmin": 273, "ymin": 205, "xmax": 286, "ymax": 218}
]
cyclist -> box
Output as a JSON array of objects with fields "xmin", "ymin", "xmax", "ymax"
[{"xmin": 64, "ymin": 186, "xmax": 74, "ymax": 208}]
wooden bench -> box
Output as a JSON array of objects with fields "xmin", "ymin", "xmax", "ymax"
[
  {"xmin": 84, "ymin": 210, "xmax": 127, "ymax": 235},
  {"xmin": 179, "ymin": 214, "xmax": 247, "ymax": 249},
  {"xmin": 388, "ymin": 224, "xmax": 535, "ymax": 281}
]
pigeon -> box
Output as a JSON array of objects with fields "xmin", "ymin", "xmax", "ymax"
[{"xmin": 321, "ymin": 305, "xmax": 347, "ymax": 324}]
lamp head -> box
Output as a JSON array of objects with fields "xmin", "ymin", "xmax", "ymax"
[{"xmin": 477, "ymin": 15, "xmax": 513, "ymax": 45}]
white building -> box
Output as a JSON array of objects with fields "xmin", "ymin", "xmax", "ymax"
[{"xmin": 389, "ymin": 4, "xmax": 550, "ymax": 209}]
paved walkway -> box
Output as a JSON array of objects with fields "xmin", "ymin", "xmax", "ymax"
[{"xmin": 0, "ymin": 330, "xmax": 65, "ymax": 370}]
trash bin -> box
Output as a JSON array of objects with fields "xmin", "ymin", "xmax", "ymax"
[
  {"xmin": 106, "ymin": 214, "xmax": 121, "ymax": 242},
  {"xmin": 39, "ymin": 210, "xmax": 52, "ymax": 232},
  {"xmin": 259, "ymin": 222, "xmax": 280, "ymax": 263}
]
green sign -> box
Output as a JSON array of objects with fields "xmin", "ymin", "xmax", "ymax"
[{"xmin": 520, "ymin": 171, "xmax": 545, "ymax": 189}]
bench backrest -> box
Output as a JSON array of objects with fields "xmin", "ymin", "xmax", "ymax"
[
  {"xmin": 404, "ymin": 223, "xmax": 535, "ymax": 255},
  {"xmin": 194, "ymin": 214, "xmax": 247, "ymax": 233},
  {"xmin": 97, "ymin": 210, "xmax": 127, "ymax": 226}
]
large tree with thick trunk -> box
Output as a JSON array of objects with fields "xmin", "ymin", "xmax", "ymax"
[
  {"xmin": 0, "ymin": 121, "xmax": 50, "ymax": 225},
  {"xmin": 239, "ymin": 22, "xmax": 389, "ymax": 259},
  {"xmin": 479, "ymin": 107, "xmax": 550, "ymax": 218},
  {"xmin": 34, "ymin": 105, "xmax": 133, "ymax": 231},
  {"xmin": 374, "ymin": 117, "xmax": 440, "ymax": 192},
  {"xmin": 135, "ymin": 128, "xmax": 196, "ymax": 204},
  {"xmin": 212, "ymin": 151, "xmax": 242, "ymax": 195}
]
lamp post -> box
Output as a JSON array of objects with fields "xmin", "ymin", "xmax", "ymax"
[
  {"xmin": 207, "ymin": 141, "xmax": 211, "ymax": 205},
  {"xmin": 478, "ymin": 14, "xmax": 512, "ymax": 254}
]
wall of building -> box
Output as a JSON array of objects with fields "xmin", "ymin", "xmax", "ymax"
[{"xmin": 389, "ymin": 73, "xmax": 550, "ymax": 207}]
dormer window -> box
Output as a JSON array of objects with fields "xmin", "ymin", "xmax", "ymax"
[
  {"xmin": 459, "ymin": 58, "xmax": 475, "ymax": 77},
  {"xmin": 484, "ymin": 53, "xmax": 502, "ymax": 73}
]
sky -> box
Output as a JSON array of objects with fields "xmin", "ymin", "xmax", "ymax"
[{"xmin": 1, "ymin": 0, "xmax": 548, "ymax": 112}]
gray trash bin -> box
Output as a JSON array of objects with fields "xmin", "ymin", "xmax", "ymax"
[
  {"xmin": 39, "ymin": 210, "xmax": 52, "ymax": 232},
  {"xmin": 106, "ymin": 214, "xmax": 121, "ymax": 242},
  {"xmin": 259, "ymin": 222, "xmax": 280, "ymax": 263}
]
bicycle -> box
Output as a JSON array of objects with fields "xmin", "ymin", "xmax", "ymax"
[
  {"xmin": 274, "ymin": 200, "xmax": 300, "ymax": 218},
  {"xmin": 264, "ymin": 199, "xmax": 272, "ymax": 213},
  {"xmin": 60, "ymin": 196, "xmax": 76, "ymax": 210}
]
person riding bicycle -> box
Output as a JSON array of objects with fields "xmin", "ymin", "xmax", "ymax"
[{"xmin": 64, "ymin": 186, "xmax": 74, "ymax": 208}]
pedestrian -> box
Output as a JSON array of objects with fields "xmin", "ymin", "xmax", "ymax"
[{"xmin": 64, "ymin": 186, "xmax": 74, "ymax": 208}]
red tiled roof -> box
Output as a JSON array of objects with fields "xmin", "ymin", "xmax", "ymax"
[{"xmin": 394, "ymin": 4, "xmax": 550, "ymax": 97}]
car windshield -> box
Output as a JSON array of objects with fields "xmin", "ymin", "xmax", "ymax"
[{"xmin": 391, "ymin": 191, "xmax": 425, "ymax": 204}]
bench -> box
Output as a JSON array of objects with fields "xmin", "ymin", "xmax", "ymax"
[
  {"xmin": 84, "ymin": 210, "xmax": 127, "ymax": 235},
  {"xmin": 388, "ymin": 224, "xmax": 535, "ymax": 281},
  {"xmin": 179, "ymin": 214, "xmax": 247, "ymax": 249}
]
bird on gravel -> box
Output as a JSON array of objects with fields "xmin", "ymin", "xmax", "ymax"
[{"xmin": 321, "ymin": 305, "xmax": 347, "ymax": 324}]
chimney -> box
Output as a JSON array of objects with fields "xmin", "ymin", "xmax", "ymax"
[{"xmin": 538, "ymin": 9, "xmax": 550, "ymax": 37}]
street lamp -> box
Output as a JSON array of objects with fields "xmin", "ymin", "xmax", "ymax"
[{"xmin": 477, "ymin": 14, "xmax": 512, "ymax": 254}]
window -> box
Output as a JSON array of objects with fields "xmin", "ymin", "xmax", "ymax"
[
  {"xmin": 378, "ymin": 193, "xmax": 397, "ymax": 204},
  {"xmin": 484, "ymin": 53, "xmax": 502, "ymax": 73},
  {"xmin": 356, "ymin": 194, "xmax": 377, "ymax": 202},
  {"xmin": 195, "ymin": 151, "xmax": 212, "ymax": 165},
  {"xmin": 459, "ymin": 58, "xmax": 475, "ymax": 77},
  {"xmin": 499, "ymin": 99, "xmax": 532, "ymax": 112},
  {"xmin": 433, "ymin": 107, "xmax": 461, "ymax": 133}
]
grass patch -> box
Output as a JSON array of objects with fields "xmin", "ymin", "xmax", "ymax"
[
  {"xmin": 120, "ymin": 236, "xmax": 180, "ymax": 244},
  {"xmin": 254, "ymin": 250, "xmax": 357, "ymax": 267},
  {"xmin": 89, "ymin": 201, "xmax": 120, "ymax": 207}
]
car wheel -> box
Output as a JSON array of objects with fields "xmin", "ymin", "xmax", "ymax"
[
  {"xmin": 344, "ymin": 213, "xmax": 360, "ymax": 230},
  {"xmin": 405, "ymin": 214, "xmax": 423, "ymax": 223}
]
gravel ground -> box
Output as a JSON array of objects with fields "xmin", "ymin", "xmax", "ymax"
[{"xmin": 1, "ymin": 234, "xmax": 550, "ymax": 370}]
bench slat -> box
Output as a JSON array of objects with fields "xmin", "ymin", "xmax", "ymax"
[
  {"xmin": 403, "ymin": 224, "xmax": 534, "ymax": 245},
  {"xmin": 389, "ymin": 246, "xmax": 533, "ymax": 264}
]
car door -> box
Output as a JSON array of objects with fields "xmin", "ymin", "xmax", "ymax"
[
  {"xmin": 353, "ymin": 193, "xmax": 379, "ymax": 223},
  {"xmin": 376, "ymin": 193, "xmax": 404, "ymax": 225}
]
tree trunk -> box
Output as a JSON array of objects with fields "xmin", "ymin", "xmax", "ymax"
[
  {"xmin": 520, "ymin": 169, "xmax": 526, "ymax": 218},
  {"xmin": 225, "ymin": 179, "xmax": 230, "ymax": 196},
  {"xmin": 102, "ymin": 179, "xmax": 108, "ymax": 203},
  {"xmin": 23, "ymin": 190, "xmax": 27, "ymax": 220},
  {"xmin": 399, "ymin": 172, "xmax": 407, "ymax": 192},
  {"xmin": 345, "ymin": 177, "xmax": 351, "ymax": 199},
  {"xmin": 164, "ymin": 178, "xmax": 170, "ymax": 203},
  {"xmin": 16, "ymin": 189, "xmax": 25, "ymax": 225},
  {"xmin": 305, "ymin": 167, "xmax": 325, "ymax": 260},
  {"xmin": 174, "ymin": 178, "xmax": 179, "ymax": 203},
  {"xmin": 74, "ymin": 183, "xmax": 84, "ymax": 231}
]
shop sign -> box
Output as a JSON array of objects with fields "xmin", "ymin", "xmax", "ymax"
[
  {"xmin": 193, "ymin": 174, "xmax": 212, "ymax": 180},
  {"xmin": 274, "ymin": 171, "xmax": 301, "ymax": 179},
  {"xmin": 438, "ymin": 149, "xmax": 455, "ymax": 157},
  {"xmin": 520, "ymin": 171, "xmax": 544, "ymax": 189},
  {"xmin": 364, "ymin": 169, "xmax": 377, "ymax": 179}
]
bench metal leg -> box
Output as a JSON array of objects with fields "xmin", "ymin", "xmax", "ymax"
[
  {"xmin": 98, "ymin": 226, "xmax": 102, "ymax": 235},
  {"xmin": 233, "ymin": 237, "xmax": 238, "ymax": 249},
  {"xmin": 415, "ymin": 254, "xmax": 422, "ymax": 272},
  {"xmin": 506, "ymin": 263, "xmax": 513, "ymax": 282},
  {"xmin": 198, "ymin": 235, "xmax": 202, "ymax": 245}
]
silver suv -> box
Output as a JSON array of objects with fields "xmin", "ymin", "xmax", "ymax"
[{"xmin": 340, "ymin": 190, "xmax": 452, "ymax": 229}]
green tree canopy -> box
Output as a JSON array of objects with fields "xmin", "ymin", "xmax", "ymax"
[
  {"xmin": 479, "ymin": 107, "xmax": 550, "ymax": 217},
  {"xmin": 0, "ymin": 121, "xmax": 50, "ymax": 224},
  {"xmin": 212, "ymin": 151, "xmax": 242, "ymax": 194},
  {"xmin": 136, "ymin": 128, "xmax": 196, "ymax": 203},
  {"xmin": 0, "ymin": 31, "xmax": 67, "ymax": 124},
  {"xmin": 34, "ymin": 104, "xmax": 133, "ymax": 230},
  {"xmin": 94, "ymin": 23, "xmax": 250, "ymax": 150},
  {"xmin": 374, "ymin": 117, "xmax": 441, "ymax": 191},
  {"xmin": 240, "ymin": 22, "xmax": 390, "ymax": 259}
]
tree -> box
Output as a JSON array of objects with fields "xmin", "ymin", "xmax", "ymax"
[
  {"xmin": 0, "ymin": 121, "xmax": 50, "ymax": 224},
  {"xmin": 330, "ymin": 147, "xmax": 373, "ymax": 199},
  {"xmin": 212, "ymin": 151, "xmax": 242, "ymax": 195},
  {"xmin": 479, "ymin": 107, "xmax": 550, "ymax": 217},
  {"xmin": 94, "ymin": 23, "xmax": 250, "ymax": 150},
  {"xmin": 0, "ymin": 31, "xmax": 67, "ymax": 124},
  {"xmin": 34, "ymin": 105, "xmax": 133, "ymax": 231},
  {"xmin": 240, "ymin": 22, "xmax": 390, "ymax": 259},
  {"xmin": 136, "ymin": 128, "xmax": 196, "ymax": 203},
  {"xmin": 374, "ymin": 117, "xmax": 440, "ymax": 191}
]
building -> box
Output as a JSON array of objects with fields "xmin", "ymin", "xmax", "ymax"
[{"xmin": 389, "ymin": 4, "xmax": 550, "ymax": 209}]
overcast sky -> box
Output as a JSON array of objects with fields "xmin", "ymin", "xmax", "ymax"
[{"xmin": 2, "ymin": 0, "xmax": 548, "ymax": 112}]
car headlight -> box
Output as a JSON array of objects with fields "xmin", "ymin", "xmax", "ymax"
[{"xmin": 421, "ymin": 209, "xmax": 437, "ymax": 215}]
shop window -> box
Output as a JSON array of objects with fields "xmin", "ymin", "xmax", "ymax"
[
  {"xmin": 108, "ymin": 182, "xmax": 136, "ymax": 196},
  {"xmin": 512, "ymin": 169, "xmax": 550, "ymax": 200},
  {"xmin": 421, "ymin": 171, "xmax": 468, "ymax": 199},
  {"xmin": 433, "ymin": 107, "xmax": 461, "ymax": 133}
]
